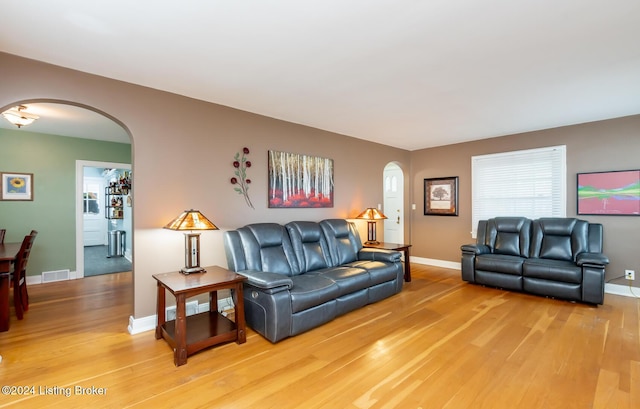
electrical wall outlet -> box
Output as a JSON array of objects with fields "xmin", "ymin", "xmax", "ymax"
[{"xmin": 625, "ymin": 270, "xmax": 635, "ymax": 280}]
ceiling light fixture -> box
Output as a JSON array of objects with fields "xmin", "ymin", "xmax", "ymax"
[{"xmin": 2, "ymin": 105, "xmax": 39, "ymax": 128}]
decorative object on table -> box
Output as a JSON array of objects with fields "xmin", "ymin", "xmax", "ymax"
[
  {"xmin": 577, "ymin": 169, "xmax": 640, "ymax": 216},
  {"xmin": 230, "ymin": 147, "xmax": 254, "ymax": 209},
  {"xmin": 424, "ymin": 176, "xmax": 458, "ymax": 216},
  {"xmin": 356, "ymin": 207, "xmax": 388, "ymax": 244},
  {"xmin": 1, "ymin": 172, "xmax": 33, "ymax": 201},
  {"xmin": 2, "ymin": 105, "xmax": 39, "ymax": 128},
  {"xmin": 164, "ymin": 209, "xmax": 219, "ymax": 274},
  {"xmin": 268, "ymin": 150, "xmax": 334, "ymax": 208}
]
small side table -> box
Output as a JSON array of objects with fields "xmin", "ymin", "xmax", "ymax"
[
  {"xmin": 153, "ymin": 265, "xmax": 246, "ymax": 366},
  {"xmin": 363, "ymin": 242, "xmax": 412, "ymax": 282}
]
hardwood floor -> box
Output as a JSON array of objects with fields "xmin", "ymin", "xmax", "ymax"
[{"xmin": 1, "ymin": 264, "xmax": 638, "ymax": 408}]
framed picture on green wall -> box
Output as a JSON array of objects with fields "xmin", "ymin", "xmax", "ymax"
[{"xmin": 1, "ymin": 172, "xmax": 33, "ymax": 201}]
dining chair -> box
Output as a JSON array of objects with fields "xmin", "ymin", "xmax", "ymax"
[
  {"xmin": 11, "ymin": 230, "xmax": 37, "ymax": 320},
  {"xmin": 0, "ymin": 229, "xmax": 5, "ymax": 244}
]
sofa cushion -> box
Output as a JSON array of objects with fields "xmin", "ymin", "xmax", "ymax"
[
  {"xmin": 531, "ymin": 218, "xmax": 588, "ymax": 262},
  {"xmin": 320, "ymin": 219, "xmax": 361, "ymax": 266},
  {"xmin": 475, "ymin": 254, "xmax": 525, "ymax": 275},
  {"xmin": 286, "ymin": 221, "xmax": 330, "ymax": 273},
  {"xmin": 289, "ymin": 275, "xmax": 340, "ymax": 313},
  {"xmin": 523, "ymin": 258, "xmax": 582, "ymax": 284},
  {"xmin": 238, "ymin": 223, "xmax": 299, "ymax": 276},
  {"xmin": 485, "ymin": 217, "xmax": 531, "ymax": 257},
  {"xmin": 312, "ymin": 266, "xmax": 370, "ymax": 296},
  {"xmin": 344, "ymin": 260, "xmax": 401, "ymax": 286}
]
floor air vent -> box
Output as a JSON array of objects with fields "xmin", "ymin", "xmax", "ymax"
[{"xmin": 42, "ymin": 269, "xmax": 70, "ymax": 283}]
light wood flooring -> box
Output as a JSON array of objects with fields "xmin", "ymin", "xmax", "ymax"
[{"xmin": 1, "ymin": 264, "xmax": 639, "ymax": 408}]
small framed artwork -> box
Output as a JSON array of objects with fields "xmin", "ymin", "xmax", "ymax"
[
  {"xmin": 577, "ymin": 169, "xmax": 640, "ymax": 215},
  {"xmin": 1, "ymin": 172, "xmax": 33, "ymax": 201},
  {"xmin": 424, "ymin": 176, "xmax": 458, "ymax": 216}
]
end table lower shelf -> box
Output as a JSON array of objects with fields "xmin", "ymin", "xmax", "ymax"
[{"xmin": 159, "ymin": 311, "xmax": 238, "ymax": 357}]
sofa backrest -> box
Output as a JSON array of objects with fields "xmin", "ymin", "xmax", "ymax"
[
  {"xmin": 530, "ymin": 218, "xmax": 589, "ymax": 262},
  {"xmin": 229, "ymin": 223, "xmax": 300, "ymax": 276},
  {"xmin": 482, "ymin": 217, "xmax": 531, "ymax": 257},
  {"xmin": 286, "ymin": 221, "xmax": 331, "ymax": 273},
  {"xmin": 319, "ymin": 219, "xmax": 362, "ymax": 266}
]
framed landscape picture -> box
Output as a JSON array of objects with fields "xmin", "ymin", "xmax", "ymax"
[
  {"xmin": 577, "ymin": 170, "xmax": 640, "ymax": 215},
  {"xmin": 1, "ymin": 172, "xmax": 33, "ymax": 201},
  {"xmin": 268, "ymin": 150, "xmax": 334, "ymax": 208},
  {"xmin": 424, "ymin": 176, "xmax": 458, "ymax": 216}
]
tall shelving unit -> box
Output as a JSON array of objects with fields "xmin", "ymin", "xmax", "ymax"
[{"xmin": 105, "ymin": 175, "xmax": 131, "ymax": 220}]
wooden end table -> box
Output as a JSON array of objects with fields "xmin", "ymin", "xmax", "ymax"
[
  {"xmin": 153, "ymin": 265, "xmax": 246, "ymax": 366},
  {"xmin": 363, "ymin": 242, "xmax": 412, "ymax": 282}
]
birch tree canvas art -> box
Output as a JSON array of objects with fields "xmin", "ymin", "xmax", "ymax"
[{"xmin": 268, "ymin": 150, "xmax": 334, "ymax": 208}]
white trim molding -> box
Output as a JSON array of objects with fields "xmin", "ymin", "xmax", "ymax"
[
  {"xmin": 411, "ymin": 256, "xmax": 461, "ymax": 270},
  {"xmin": 605, "ymin": 283, "xmax": 640, "ymax": 299}
]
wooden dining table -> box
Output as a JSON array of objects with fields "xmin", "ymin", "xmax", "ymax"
[{"xmin": 0, "ymin": 242, "xmax": 21, "ymax": 332}]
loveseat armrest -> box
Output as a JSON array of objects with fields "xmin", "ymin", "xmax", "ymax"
[
  {"xmin": 577, "ymin": 252, "xmax": 610, "ymax": 267},
  {"xmin": 237, "ymin": 270, "xmax": 293, "ymax": 293},
  {"xmin": 357, "ymin": 248, "xmax": 402, "ymax": 262},
  {"xmin": 461, "ymin": 244, "xmax": 490, "ymax": 255}
]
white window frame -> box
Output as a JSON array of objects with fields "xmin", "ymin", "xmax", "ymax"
[{"xmin": 471, "ymin": 145, "xmax": 566, "ymax": 237}]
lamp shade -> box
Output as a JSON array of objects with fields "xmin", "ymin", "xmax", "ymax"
[
  {"xmin": 2, "ymin": 105, "xmax": 39, "ymax": 128},
  {"xmin": 163, "ymin": 209, "xmax": 218, "ymax": 231},
  {"xmin": 355, "ymin": 207, "xmax": 388, "ymax": 220}
]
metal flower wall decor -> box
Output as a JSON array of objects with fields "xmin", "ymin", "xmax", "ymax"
[{"xmin": 230, "ymin": 147, "xmax": 254, "ymax": 209}]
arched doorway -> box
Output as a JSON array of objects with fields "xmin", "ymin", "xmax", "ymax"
[
  {"xmin": 383, "ymin": 162, "xmax": 404, "ymax": 243},
  {"xmin": 0, "ymin": 100, "xmax": 132, "ymax": 280}
]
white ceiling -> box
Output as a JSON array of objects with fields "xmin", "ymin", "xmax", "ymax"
[
  {"xmin": 0, "ymin": 103, "xmax": 130, "ymax": 143},
  {"xmin": 1, "ymin": 0, "xmax": 639, "ymax": 150}
]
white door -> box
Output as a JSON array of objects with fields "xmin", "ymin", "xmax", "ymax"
[
  {"xmin": 383, "ymin": 163, "xmax": 404, "ymax": 244},
  {"xmin": 83, "ymin": 177, "xmax": 106, "ymax": 246}
]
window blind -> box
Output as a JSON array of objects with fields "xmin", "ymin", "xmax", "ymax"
[{"xmin": 471, "ymin": 145, "xmax": 566, "ymax": 236}]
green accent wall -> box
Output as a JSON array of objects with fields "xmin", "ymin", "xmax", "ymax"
[{"xmin": 0, "ymin": 127, "xmax": 131, "ymax": 277}]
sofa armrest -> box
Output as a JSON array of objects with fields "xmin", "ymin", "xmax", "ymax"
[
  {"xmin": 358, "ymin": 248, "xmax": 402, "ymax": 262},
  {"xmin": 461, "ymin": 244, "xmax": 490, "ymax": 255},
  {"xmin": 237, "ymin": 270, "xmax": 293, "ymax": 293},
  {"xmin": 577, "ymin": 252, "xmax": 610, "ymax": 267}
]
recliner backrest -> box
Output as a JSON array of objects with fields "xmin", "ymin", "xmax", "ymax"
[
  {"xmin": 235, "ymin": 223, "xmax": 300, "ymax": 276},
  {"xmin": 484, "ymin": 217, "xmax": 531, "ymax": 257},
  {"xmin": 587, "ymin": 223, "xmax": 604, "ymax": 253},
  {"xmin": 319, "ymin": 219, "xmax": 362, "ymax": 266},
  {"xmin": 530, "ymin": 218, "xmax": 588, "ymax": 262},
  {"xmin": 286, "ymin": 221, "xmax": 331, "ymax": 273}
]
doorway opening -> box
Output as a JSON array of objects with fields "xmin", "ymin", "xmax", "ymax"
[
  {"xmin": 383, "ymin": 162, "xmax": 405, "ymax": 243},
  {"xmin": 81, "ymin": 165, "xmax": 132, "ymax": 277},
  {"xmin": 76, "ymin": 160, "xmax": 132, "ymax": 278}
]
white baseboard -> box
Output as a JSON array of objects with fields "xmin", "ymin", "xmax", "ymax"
[
  {"xmin": 411, "ymin": 256, "xmax": 461, "ymax": 271},
  {"xmin": 127, "ymin": 297, "xmax": 235, "ymax": 335},
  {"xmin": 27, "ymin": 270, "xmax": 80, "ymax": 286},
  {"xmin": 605, "ymin": 283, "xmax": 640, "ymax": 298}
]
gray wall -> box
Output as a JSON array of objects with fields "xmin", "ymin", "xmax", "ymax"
[
  {"xmin": 0, "ymin": 52, "xmax": 411, "ymax": 318},
  {"xmin": 1, "ymin": 50, "xmax": 637, "ymax": 323},
  {"xmin": 410, "ymin": 114, "xmax": 640, "ymax": 287}
]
